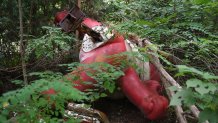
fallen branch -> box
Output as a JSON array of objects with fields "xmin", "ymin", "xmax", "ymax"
[
  {"xmin": 161, "ymin": 76, "xmax": 187, "ymax": 123},
  {"xmin": 139, "ymin": 39, "xmax": 204, "ymax": 123}
]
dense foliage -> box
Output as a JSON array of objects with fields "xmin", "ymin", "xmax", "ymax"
[
  {"xmin": 0, "ymin": 71, "xmax": 86, "ymax": 122},
  {"xmin": 99, "ymin": 0, "xmax": 218, "ymax": 122},
  {"xmin": 170, "ymin": 65, "xmax": 218, "ymax": 123},
  {"xmin": 0, "ymin": 62, "xmax": 124, "ymax": 122},
  {"xmin": 100, "ymin": 0, "xmax": 218, "ymax": 74}
]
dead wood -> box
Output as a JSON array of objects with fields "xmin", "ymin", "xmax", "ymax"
[
  {"xmin": 138, "ymin": 38, "xmax": 204, "ymax": 123},
  {"xmin": 67, "ymin": 102, "xmax": 110, "ymax": 123}
]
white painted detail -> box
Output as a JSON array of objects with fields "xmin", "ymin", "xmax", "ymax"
[
  {"xmin": 82, "ymin": 34, "xmax": 95, "ymax": 52},
  {"xmin": 82, "ymin": 25, "xmax": 114, "ymax": 52}
]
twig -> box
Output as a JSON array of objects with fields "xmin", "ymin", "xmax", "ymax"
[{"xmin": 161, "ymin": 76, "xmax": 187, "ymax": 123}]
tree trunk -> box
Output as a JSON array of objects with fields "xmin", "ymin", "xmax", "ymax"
[
  {"xmin": 28, "ymin": 1, "xmax": 33, "ymax": 34},
  {"xmin": 77, "ymin": 0, "xmax": 81, "ymax": 8},
  {"xmin": 18, "ymin": 0, "xmax": 28, "ymax": 85},
  {"xmin": 75, "ymin": 0, "xmax": 81, "ymax": 52}
]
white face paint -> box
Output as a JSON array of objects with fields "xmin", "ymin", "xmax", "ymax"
[
  {"xmin": 82, "ymin": 34, "xmax": 95, "ymax": 52},
  {"xmin": 81, "ymin": 25, "xmax": 114, "ymax": 52}
]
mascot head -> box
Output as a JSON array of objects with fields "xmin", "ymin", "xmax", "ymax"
[
  {"xmin": 54, "ymin": 10, "xmax": 68, "ymax": 26},
  {"xmin": 54, "ymin": 5, "xmax": 86, "ymax": 32}
]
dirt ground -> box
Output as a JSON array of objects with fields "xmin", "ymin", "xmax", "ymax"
[{"xmin": 93, "ymin": 98, "xmax": 177, "ymax": 123}]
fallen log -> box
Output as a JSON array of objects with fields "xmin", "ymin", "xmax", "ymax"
[{"xmin": 66, "ymin": 102, "xmax": 110, "ymax": 123}]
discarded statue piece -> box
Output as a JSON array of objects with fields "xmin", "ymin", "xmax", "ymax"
[{"xmin": 53, "ymin": 5, "xmax": 169, "ymax": 121}]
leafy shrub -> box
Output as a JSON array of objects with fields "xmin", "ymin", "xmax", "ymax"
[
  {"xmin": 26, "ymin": 26, "xmax": 76, "ymax": 60},
  {"xmin": 102, "ymin": 0, "xmax": 218, "ymax": 74},
  {"xmin": 170, "ymin": 65, "xmax": 218, "ymax": 123},
  {"xmin": 0, "ymin": 61, "xmax": 126, "ymax": 122},
  {"xmin": 0, "ymin": 71, "xmax": 87, "ymax": 122}
]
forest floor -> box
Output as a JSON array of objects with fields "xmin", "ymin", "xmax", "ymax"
[{"xmin": 93, "ymin": 98, "xmax": 177, "ymax": 123}]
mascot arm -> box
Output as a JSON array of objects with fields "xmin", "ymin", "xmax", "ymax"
[{"xmin": 119, "ymin": 67, "xmax": 168, "ymax": 120}]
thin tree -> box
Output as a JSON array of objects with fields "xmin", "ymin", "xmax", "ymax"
[
  {"xmin": 77, "ymin": 0, "xmax": 81, "ymax": 8},
  {"xmin": 18, "ymin": 0, "xmax": 28, "ymax": 85},
  {"xmin": 76, "ymin": 0, "xmax": 81, "ymax": 52}
]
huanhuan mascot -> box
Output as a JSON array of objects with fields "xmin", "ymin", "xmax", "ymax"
[{"xmin": 54, "ymin": 6, "xmax": 168, "ymax": 121}]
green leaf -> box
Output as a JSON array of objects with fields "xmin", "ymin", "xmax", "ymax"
[
  {"xmin": 196, "ymin": 83, "xmax": 217, "ymax": 95},
  {"xmin": 0, "ymin": 115, "xmax": 7, "ymax": 122},
  {"xmin": 100, "ymin": 93, "xmax": 107, "ymax": 97},
  {"xmin": 186, "ymin": 79, "xmax": 217, "ymax": 95},
  {"xmin": 11, "ymin": 80, "xmax": 24, "ymax": 85},
  {"xmin": 186, "ymin": 79, "xmax": 202, "ymax": 88},
  {"xmin": 177, "ymin": 65, "xmax": 218, "ymax": 80},
  {"xmin": 202, "ymin": 72, "xmax": 218, "ymax": 80},
  {"xmin": 170, "ymin": 88, "xmax": 194, "ymax": 106},
  {"xmin": 199, "ymin": 109, "xmax": 218, "ymax": 123},
  {"xmin": 168, "ymin": 86, "xmax": 179, "ymax": 92},
  {"xmin": 135, "ymin": 20, "xmax": 155, "ymax": 27},
  {"xmin": 103, "ymin": 81, "xmax": 116, "ymax": 93},
  {"xmin": 192, "ymin": 0, "xmax": 211, "ymax": 4}
]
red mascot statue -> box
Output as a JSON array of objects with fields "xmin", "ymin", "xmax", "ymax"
[{"xmin": 54, "ymin": 6, "xmax": 168, "ymax": 120}]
